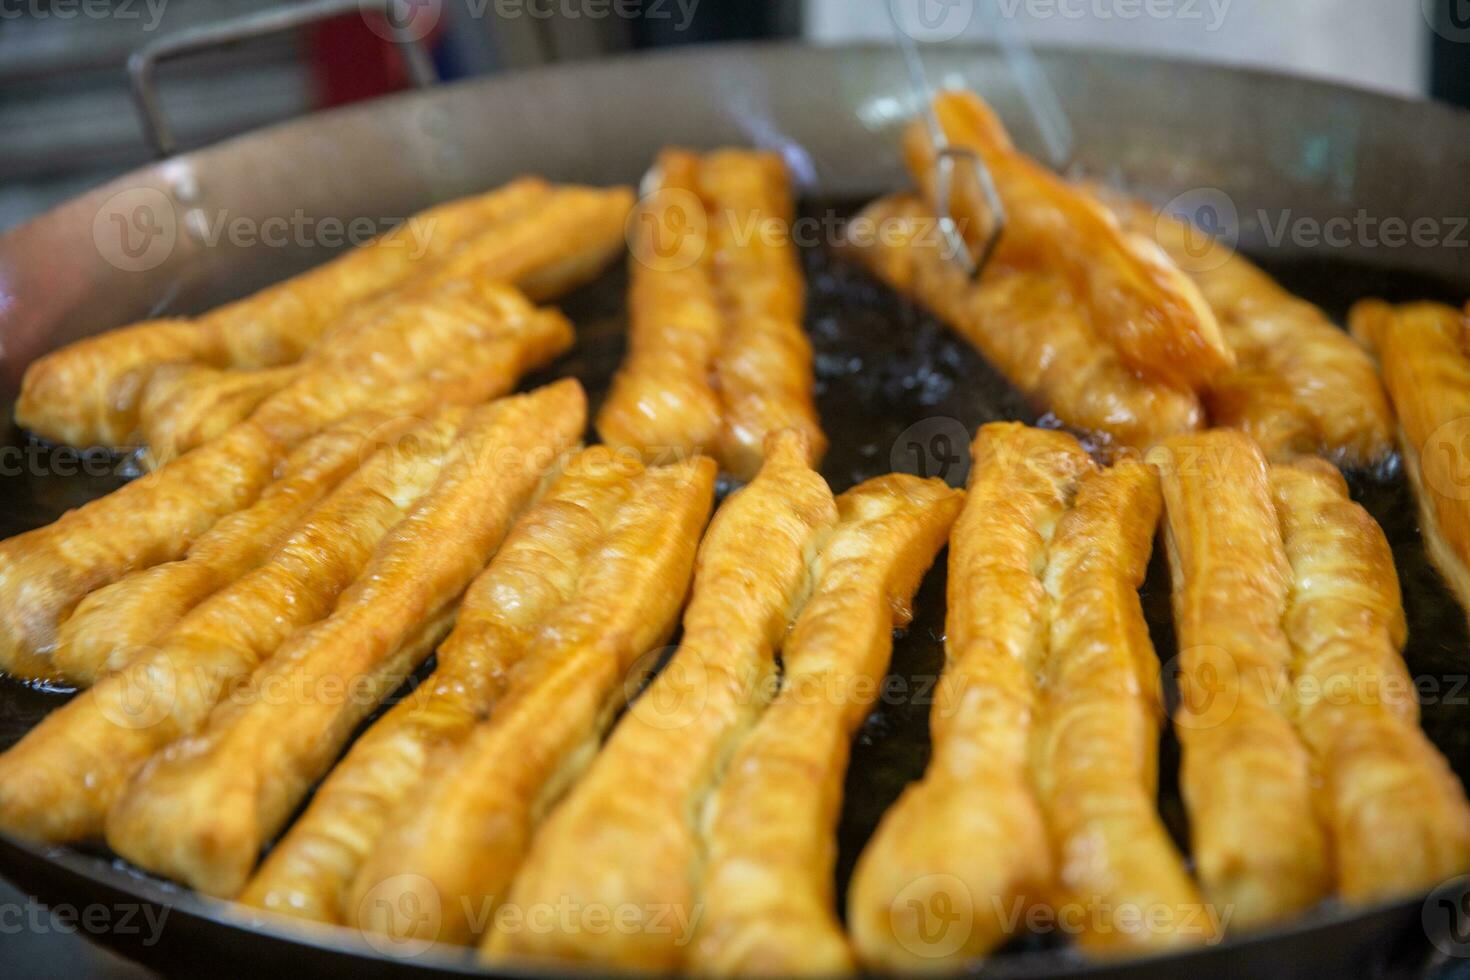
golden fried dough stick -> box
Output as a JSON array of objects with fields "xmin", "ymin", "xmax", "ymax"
[
  {"xmin": 417, "ymin": 183, "xmax": 635, "ymax": 304},
  {"xmin": 597, "ymin": 151, "xmax": 725, "ymax": 466},
  {"xmin": 0, "ymin": 279, "xmax": 571, "ymax": 682},
  {"xmin": 700, "ymin": 150, "xmax": 825, "ymax": 479},
  {"xmin": 1271, "ymin": 459, "xmax": 1470, "ymax": 902},
  {"xmin": 1351, "ymin": 300, "xmax": 1470, "ymax": 615},
  {"xmin": 13, "ymin": 319, "xmax": 223, "ymax": 449},
  {"xmin": 105, "ymin": 382, "xmax": 586, "ymax": 897},
  {"xmin": 238, "ymin": 447, "xmax": 654, "ymax": 923},
  {"xmin": 50, "ymin": 413, "xmax": 407, "ymax": 685},
  {"xmin": 691, "ymin": 475, "xmax": 962, "ymax": 977},
  {"xmin": 141, "ymin": 265, "xmax": 576, "ymax": 463},
  {"xmin": 1096, "ymin": 188, "xmax": 1393, "ymax": 465},
  {"xmin": 350, "ymin": 457, "xmax": 716, "ymax": 946},
  {"xmin": 487, "ymin": 431, "xmax": 836, "ymax": 968},
  {"xmin": 903, "ymin": 92, "xmax": 1230, "ymax": 390},
  {"xmin": 598, "ymin": 150, "xmax": 823, "ymax": 481},
  {"xmin": 1148, "ymin": 429, "xmax": 1329, "ymax": 929},
  {"xmin": 15, "ymin": 178, "xmax": 552, "ymax": 447},
  {"xmin": 1035, "ymin": 460, "xmax": 1214, "ymax": 953},
  {"xmin": 848, "ymin": 422, "xmax": 1092, "ymax": 971},
  {"xmin": 138, "ymin": 364, "xmax": 300, "ymax": 466},
  {"xmin": 0, "ymin": 406, "xmax": 472, "ymax": 842},
  {"xmin": 0, "ymin": 422, "xmax": 284, "ymax": 682},
  {"xmin": 846, "ymin": 194, "xmax": 1202, "ymax": 450}
]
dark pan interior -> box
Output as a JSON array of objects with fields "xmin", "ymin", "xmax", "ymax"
[{"xmin": 1, "ymin": 198, "xmax": 1468, "ymax": 979}]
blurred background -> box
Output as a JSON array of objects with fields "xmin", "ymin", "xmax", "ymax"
[{"xmin": 1, "ymin": 0, "xmax": 1466, "ymax": 233}]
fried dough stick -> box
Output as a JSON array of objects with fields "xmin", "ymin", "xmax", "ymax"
[
  {"xmin": 137, "ymin": 364, "xmax": 300, "ymax": 466},
  {"xmin": 0, "ymin": 406, "xmax": 471, "ymax": 842},
  {"xmin": 350, "ymin": 458, "xmax": 716, "ymax": 945},
  {"xmin": 846, "ymin": 194, "xmax": 1201, "ymax": 450},
  {"xmin": 597, "ymin": 150, "xmax": 824, "ymax": 481},
  {"xmin": 1351, "ymin": 301, "xmax": 1470, "ymax": 617},
  {"xmin": 1035, "ymin": 460, "xmax": 1214, "ymax": 953},
  {"xmin": 50, "ymin": 413, "xmax": 412, "ymax": 685},
  {"xmin": 487, "ymin": 431, "xmax": 836, "ymax": 969},
  {"xmin": 700, "ymin": 151, "xmax": 825, "ymax": 479},
  {"xmin": 0, "ymin": 278, "xmax": 571, "ymax": 682},
  {"xmin": 237, "ymin": 449, "xmax": 708, "ymax": 925},
  {"xmin": 135, "ymin": 183, "xmax": 632, "ymax": 462},
  {"xmin": 903, "ymin": 91, "xmax": 1230, "ymax": 390},
  {"xmin": 105, "ymin": 382, "xmax": 586, "ymax": 897},
  {"xmin": 1272, "ymin": 459, "xmax": 1470, "ymax": 902},
  {"xmin": 1096, "ymin": 188, "xmax": 1393, "ymax": 465},
  {"xmin": 691, "ymin": 475, "xmax": 962, "ymax": 977},
  {"xmin": 848, "ymin": 423, "xmax": 1092, "ymax": 972},
  {"xmin": 597, "ymin": 151, "xmax": 724, "ymax": 465},
  {"xmin": 15, "ymin": 178, "xmax": 552, "ymax": 447},
  {"xmin": 1148, "ymin": 430, "xmax": 1329, "ymax": 928}
]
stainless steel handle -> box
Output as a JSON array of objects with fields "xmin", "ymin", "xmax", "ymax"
[{"xmin": 128, "ymin": 0, "xmax": 438, "ymax": 159}]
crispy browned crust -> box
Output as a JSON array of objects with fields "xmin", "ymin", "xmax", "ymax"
[
  {"xmin": 0, "ymin": 279, "xmax": 570, "ymax": 682},
  {"xmin": 49, "ymin": 415, "xmax": 406, "ymax": 685},
  {"xmin": 1351, "ymin": 300, "xmax": 1470, "ymax": 618},
  {"xmin": 1036, "ymin": 460, "xmax": 1214, "ymax": 953},
  {"xmin": 14, "ymin": 179, "xmax": 551, "ymax": 447},
  {"xmin": 846, "ymin": 194, "xmax": 1202, "ymax": 451},
  {"xmin": 691, "ymin": 475, "xmax": 962, "ymax": 976},
  {"xmin": 486, "ymin": 431, "xmax": 836, "ymax": 969},
  {"xmin": 17, "ymin": 179, "xmax": 629, "ymax": 451},
  {"xmin": 237, "ymin": 447, "xmax": 672, "ymax": 923},
  {"xmin": 1271, "ymin": 458, "xmax": 1470, "ymax": 902},
  {"xmin": 349, "ymin": 457, "xmax": 716, "ymax": 946},
  {"xmin": 103, "ymin": 383, "xmax": 586, "ymax": 897},
  {"xmin": 597, "ymin": 150, "xmax": 824, "ymax": 480},
  {"xmin": 138, "ymin": 364, "xmax": 301, "ymax": 466},
  {"xmin": 849, "ymin": 423, "xmax": 1093, "ymax": 971},
  {"xmin": 13, "ymin": 318, "xmax": 226, "ymax": 448},
  {"xmin": 0, "ymin": 406, "xmax": 473, "ymax": 842},
  {"xmin": 1148, "ymin": 429, "xmax": 1330, "ymax": 929},
  {"xmin": 903, "ymin": 92, "xmax": 1231, "ymax": 391},
  {"xmin": 0, "ymin": 422, "xmax": 286, "ymax": 682},
  {"xmin": 1096, "ymin": 187, "xmax": 1393, "ymax": 465}
]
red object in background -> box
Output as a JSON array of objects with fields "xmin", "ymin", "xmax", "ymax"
[{"xmin": 307, "ymin": 5, "xmax": 442, "ymax": 108}]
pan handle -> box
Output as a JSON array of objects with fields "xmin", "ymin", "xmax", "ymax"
[{"xmin": 128, "ymin": 0, "xmax": 438, "ymax": 159}]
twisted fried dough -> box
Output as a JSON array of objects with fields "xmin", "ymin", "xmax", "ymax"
[
  {"xmin": 691, "ymin": 474, "xmax": 962, "ymax": 976},
  {"xmin": 1035, "ymin": 460, "xmax": 1213, "ymax": 953},
  {"xmin": 0, "ymin": 404, "xmax": 471, "ymax": 842},
  {"xmin": 848, "ymin": 422, "xmax": 1093, "ymax": 971},
  {"xmin": 598, "ymin": 150, "xmax": 823, "ymax": 480},
  {"xmin": 104, "ymin": 382, "xmax": 586, "ymax": 896},
  {"xmin": 349, "ymin": 456, "xmax": 715, "ymax": 945},
  {"xmin": 903, "ymin": 91, "xmax": 1230, "ymax": 390},
  {"xmin": 1272, "ymin": 458, "xmax": 1470, "ymax": 902},
  {"xmin": 846, "ymin": 194, "xmax": 1201, "ymax": 450},
  {"xmin": 487, "ymin": 431, "xmax": 836, "ymax": 969},
  {"xmin": 1148, "ymin": 429, "xmax": 1329, "ymax": 929}
]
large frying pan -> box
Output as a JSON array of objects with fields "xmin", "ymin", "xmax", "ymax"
[{"xmin": 2, "ymin": 41, "xmax": 1470, "ymax": 980}]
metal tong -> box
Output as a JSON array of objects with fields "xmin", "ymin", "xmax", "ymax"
[{"xmin": 890, "ymin": 16, "xmax": 1007, "ymax": 280}]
